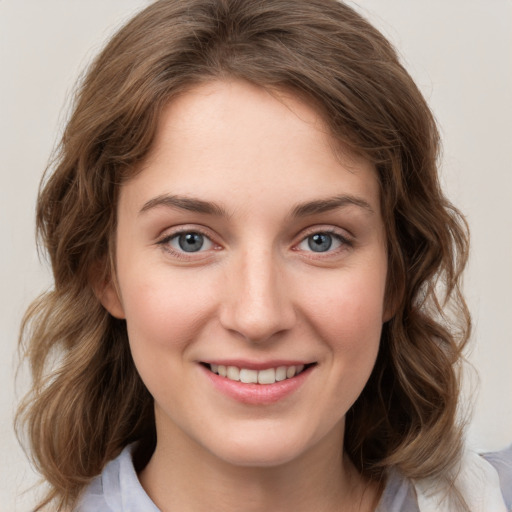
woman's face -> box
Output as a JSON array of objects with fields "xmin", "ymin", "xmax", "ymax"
[{"xmin": 103, "ymin": 80, "xmax": 389, "ymax": 467}]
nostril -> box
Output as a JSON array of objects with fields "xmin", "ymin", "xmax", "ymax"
[{"xmin": 219, "ymin": 298, "xmax": 297, "ymax": 344}]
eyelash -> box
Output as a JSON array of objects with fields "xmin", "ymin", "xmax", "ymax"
[
  {"xmin": 295, "ymin": 228, "xmax": 353, "ymax": 257},
  {"xmin": 156, "ymin": 226, "xmax": 353, "ymax": 261},
  {"xmin": 156, "ymin": 227, "xmax": 219, "ymax": 260}
]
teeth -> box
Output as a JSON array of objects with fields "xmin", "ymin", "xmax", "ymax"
[
  {"xmin": 239, "ymin": 368, "xmax": 258, "ymax": 384},
  {"xmin": 286, "ymin": 366, "xmax": 296, "ymax": 378},
  {"xmin": 226, "ymin": 366, "xmax": 240, "ymax": 381},
  {"xmin": 258, "ymin": 368, "xmax": 275, "ymax": 384},
  {"xmin": 275, "ymin": 366, "xmax": 287, "ymax": 381},
  {"xmin": 209, "ymin": 363, "xmax": 308, "ymax": 384}
]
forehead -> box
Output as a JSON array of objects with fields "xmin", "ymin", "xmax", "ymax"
[{"xmin": 122, "ymin": 79, "xmax": 380, "ymax": 215}]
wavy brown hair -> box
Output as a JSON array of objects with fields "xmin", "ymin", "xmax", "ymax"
[{"xmin": 16, "ymin": 0, "xmax": 471, "ymax": 510}]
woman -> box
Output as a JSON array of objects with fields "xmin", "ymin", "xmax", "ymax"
[{"xmin": 16, "ymin": 0, "xmax": 511, "ymax": 511}]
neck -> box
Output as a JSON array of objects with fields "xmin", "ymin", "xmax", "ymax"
[{"xmin": 138, "ymin": 418, "xmax": 380, "ymax": 512}]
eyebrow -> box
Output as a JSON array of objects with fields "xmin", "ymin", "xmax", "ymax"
[
  {"xmin": 139, "ymin": 194, "xmax": 229, "ymax": 217},
  {"xmin": 139, "ymin": 193, "xmax": 374, "ymax": 218},
  {"xmin": 291, "ymin": 195, "xmax": 375, "ymax": 217}
]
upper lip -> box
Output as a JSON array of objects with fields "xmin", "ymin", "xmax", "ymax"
[{"xmin": 200, "ymin": 359, "xmax": 315, "ymax": 370}]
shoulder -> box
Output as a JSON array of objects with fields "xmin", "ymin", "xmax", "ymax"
[
  {"xmin": 414, "ymin": 445, "xmax": 512, "ymax": 512},
  {"xmin": 378, "ymin": 445, "xmax": 512, "ymax": 512},
  {"xmin": 75, "ymin": 444, "xmax": 159, "ymax": 512},
  {"xmin": 483, "ymin": 444, "xmax": 512, "ymax": 508},
  {"xmin": 376, "ymin": 469, "xmax": 420, "ymax": 512}
]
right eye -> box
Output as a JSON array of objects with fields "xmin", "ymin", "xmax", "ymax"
[
  {"xmin": 165, "ymin": 231, "xmax": 214, "ymax": 253},
  {"xmin": 295, "ymin": 231, "xmax": 349, "ymax": 254}
]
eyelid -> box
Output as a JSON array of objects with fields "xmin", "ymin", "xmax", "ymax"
[
  {"xmin": 298, "ymin": 225, "xmax": 353, "ymax": 241},
  {"xmin": 155, "ymin": 224, "xmax": 353, "ymax": 260},
  {"xmin": 293, "ymin": 226, "xmax": 354, "ymax": 255},
  {"xmin": 156, "ymin": 225, "xmax": 222, "ymax": 259},
  {"xmin": 156, "ymin": 225, "xmax": 212, "ymax": 242}
]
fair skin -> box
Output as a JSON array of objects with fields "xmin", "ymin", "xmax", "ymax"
[{"xmin": 101, "ymin": 80, "xmax": 389, "ymax": 512}]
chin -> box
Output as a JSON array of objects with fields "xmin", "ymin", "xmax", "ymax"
[
  {"xmin": 200, "ymin": 425, "xmax": 321, "ymax": 468},
  {"xmin": 215, "ymin": 444, "xmax": 304, "ymax": 468}
]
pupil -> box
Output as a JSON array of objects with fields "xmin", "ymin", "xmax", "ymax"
[
  {"xmin": 178, "ymin": 233, "xmax": 204, "ymax": 252},
  {"xmin": 308, "ymin": 233, "xmax": 332, "ymax": 252}
]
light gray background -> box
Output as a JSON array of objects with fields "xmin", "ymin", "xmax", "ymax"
[{"xmin": 1, "ymin": 1, "xmax": 511, "ymax": 510}]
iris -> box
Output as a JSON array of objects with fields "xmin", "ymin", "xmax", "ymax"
[
  {"xmin": 308, "ymin": 233, "xmax": 333, "ymax": 252},
  {"xmin": 178, "ymin": 232, "xmax": 204, "ymax": 252}
]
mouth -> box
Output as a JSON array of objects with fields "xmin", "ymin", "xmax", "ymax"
[{"xmin": 201, "ymin": 362, "xmax": 316, "ymax": 385}]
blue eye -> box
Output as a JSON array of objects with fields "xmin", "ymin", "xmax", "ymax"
[
  {"xmin": 298, "ymin": 232, "xmax": 344, "ymax": 253},
  {"xmin": 168, "ymin": 232, "xmax": 214, "ymax": 253},
  {"xmin": 308, "ymin": 233, "xmax": 332, "ymax": 252}
]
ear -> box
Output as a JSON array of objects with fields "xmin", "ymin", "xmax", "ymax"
[
  {"xmin": 97, "ymin": 279, "xmax": 126, "ymax": 319},
  {"xmin": 90, "ymin": 261, "xmax": 126, "ymax": 319},
  {"xmin": 382, "ymin": 304, "xmax": 395, "ymax": 323},
  {"xmin": 382, "ymin": 287, "xmax": 401, "ymax": 323}
]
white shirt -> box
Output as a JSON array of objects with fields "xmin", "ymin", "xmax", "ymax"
[{"xmin": 77, "ymin": 443, "xmax": 512, "ymax": 511}]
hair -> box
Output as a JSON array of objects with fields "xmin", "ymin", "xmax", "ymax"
[{"xmin": 16, "ymin": 0, "xmax": 471, "ymax": 510}]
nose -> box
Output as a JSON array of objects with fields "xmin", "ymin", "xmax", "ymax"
[{"xmin": 219, "ymin": 247, "xmax": 296, "ymax": 344}]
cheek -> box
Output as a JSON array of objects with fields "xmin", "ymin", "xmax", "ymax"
[
  {"xmin": 118, "ymin": 266, "xmax": 221, "ymax": 410},
  {"xmin": 118, "ymin": 264, "xmax": 217, "ymax": 354},
  {"xmin": 304, "ymin": 264, "xmax": 386, "ymax": 338},
  {"xmin": 298, "ymin": 264, "xmax": 386, "ymax": 383}
]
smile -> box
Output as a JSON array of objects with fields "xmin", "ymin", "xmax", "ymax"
[
  {"xmin": 207, "ymin": 363, "xmax": 310, "ymax": 384},
  {"xmin": 200, "ymin": 361, "xmax": 315, "ymax": 404}
]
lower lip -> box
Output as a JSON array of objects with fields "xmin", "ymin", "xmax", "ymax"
[{"xmin": 200, "ymin": 365, "xmax": 313, "ymax": 405}]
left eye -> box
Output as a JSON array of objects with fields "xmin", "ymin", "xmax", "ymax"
[
  {"xmin": 168, "ymin": 232, "xmax": 214, "ymax": 253},
  {"xmin": 298, "ymin": 232, "xmax": 343, "ymax": 253}
]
